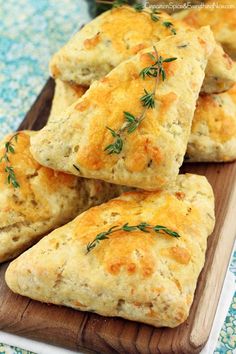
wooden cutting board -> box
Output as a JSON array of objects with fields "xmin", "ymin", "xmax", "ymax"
[{"xmin": 0, "ymin": 78, "xmax": 235, "ymax": 354}]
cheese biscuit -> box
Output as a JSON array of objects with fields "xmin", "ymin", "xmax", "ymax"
[
  {"xmin": 6, "ymin": 174, "xmax": 215, "ymax": 328},
  {"xmin": 31, "ymin": 27, "xmax": 215, "ymax": 190}
]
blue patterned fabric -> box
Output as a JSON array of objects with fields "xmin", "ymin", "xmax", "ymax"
[
  {"xmin": 215, "ymin": 251, "xmax": 236, "ymax": 354},
  {"xmin": 0, "ymin": 344, "xmax": 33, "ymax": 354},
  {"xmin": 0, "ymin": 1, "xmax": 235, "ymax": 353},
  {"xmin": 0, "ymin": 0, "xmax": 90, "ymax": 139}
]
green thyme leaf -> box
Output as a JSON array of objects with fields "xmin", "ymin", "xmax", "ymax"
[
  {"xmin": 113, "ymin": 0, "xmax": 128, "ymax": 8},
  {"xmin": 8, "ymin": 145, "xmax": 15, "ymax": 154},
  {"xmin": 140, "ymin": 65, "xmax": 158, "ymax": 79},
  {"xmin": 151, "ymin": 13, "xmax": 159, "ymax": 22},
  {"xmin": 163, "ymin": 21, "xmax": 173, "ymax": 28},
  {"xmin": 162, "ymin": 57, "xmax": 177, "ymax": 63},
  {"xmin": 177, "ymin": 44, "xmax": 188, "ymax": 48},
  {"xmin": 150, "ymin": 9, "xmax": 160, "ymax": 22},
  {"xmin": 122, "ymin": 223, "xmax": 138, "ymax": 232},
  {"xmin": 137, "ymin": 222, "xmax": 150, "ymax": 232},
  {"xmin": 147, "ymin": 52, "xmax": 156, "ymax": 61},
  {"xmin": 124, "ymin": 111, "xmax": 140, "ymax": 133},
  {"xmin": 133, "ymin": 3, "xmax": 144, "ymax": 12},
  {"xmin": 153, "ymin": 225, "xmax": 180, "ymax": 238},
  {"xmin": 124, "ymin": 111, "xmax": 136, "ymax": 123},
  {"xmin": 140, "ymin": 89, "xmax": 155, "ymax": 109},
  {"xmin": 160, "ymin": 67, "xmax": 166, "ymax": 81},
  {"xmin": 162, "ymin": 21, "xmax": 177, "ymax": 35},
  {"xmin": 105, "ymin": 127, "xmax": 123, "ymax": 154}
]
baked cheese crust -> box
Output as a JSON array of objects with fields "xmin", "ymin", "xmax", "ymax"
[{"xmin": 5, "ymin": 174, "xmax": 215, "ymax": 328}]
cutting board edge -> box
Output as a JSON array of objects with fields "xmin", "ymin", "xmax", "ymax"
[{"xmin": 190, "ymin": 176, "xmax": 236, "ymax": 347}]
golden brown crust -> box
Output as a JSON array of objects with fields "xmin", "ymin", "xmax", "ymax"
[
  {"xmin": 187, "ymin": 84, "xmax": 236, "ymax": 162},
  {"xmin": 0, "ymin": 131, "xmax": 127, "ymax": 263},
  {"xmin": 5, "ymin": 174, "xmax": 215, "ymax": 328},
  {"xmin": 31, "ymin": 27, "xmax": 215, "ymax": 190}
]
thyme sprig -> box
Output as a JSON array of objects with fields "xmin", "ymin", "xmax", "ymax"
[
  {"xmin": 86, "ymin": 222, "xmax": 180, "ymax": 253},
  {"xmin": 0, "ymin": 133, "xmax": 20, "ymax": 188},
  {"xmin": 105, "ymin": 48, "xmax": 177, "ymax": 154},
  {"xmin": 140, "ymin": 51, "xmax": 177, "ymax": 81}
]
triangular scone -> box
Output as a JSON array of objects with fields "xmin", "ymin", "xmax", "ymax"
[
  {"xmin": 6, "ymin": 174, "xmax": 215, "ymax": 328},
  {"xmin": 49, "ymin": 6, "xmax": 235, "ymax": 94},
  {"xmin": 0, "ymin": 131, "xmax": 127, "ymax": 263},
  {"xmin": 31, "ymin": 27, "xmax": 215, "ymax": 191},
  {"xmin": 48, "ymin": 80, "xmax": 87, "ymax": 123},
  {"xmin": 173, "ymin": 0, "xmax": 236, "ymax": 60},
  {"xmin": 187, "ymin": 84, "xmax": 236, "ymax": 162},
  {"xmin": 47, "ymin": 77, "xmax": 236, "ymax": 164}
]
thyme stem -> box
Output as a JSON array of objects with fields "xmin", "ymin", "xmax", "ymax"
[
  {"xmin": 86, "ymin": 222, "xmax": 180, "ymax": 253},
  {"xmin": 0, "ymin": 133, "xmax": 20, "ymax": 188}
]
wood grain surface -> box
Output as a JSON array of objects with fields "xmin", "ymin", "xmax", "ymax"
[{"xmin": 0, "ymin": 78, "xmax": 235, "ymax": 354}]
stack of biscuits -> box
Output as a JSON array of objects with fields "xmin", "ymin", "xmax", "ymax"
[{"xmin": 2, "ymin": 1, "xmax": 236, "ymax": 328}]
